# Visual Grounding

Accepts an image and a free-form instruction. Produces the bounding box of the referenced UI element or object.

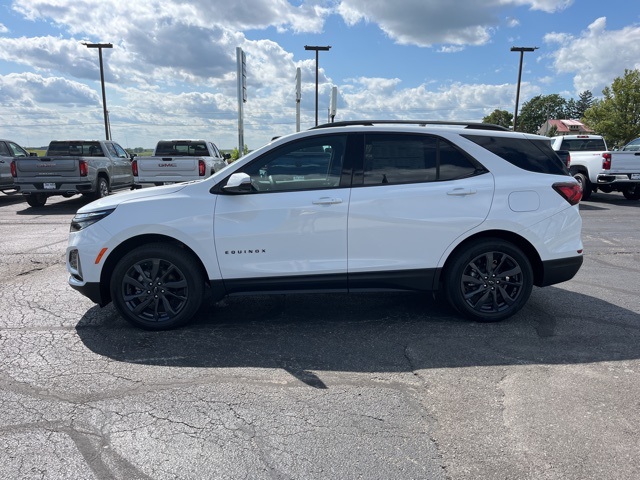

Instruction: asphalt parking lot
[1,190,639,479]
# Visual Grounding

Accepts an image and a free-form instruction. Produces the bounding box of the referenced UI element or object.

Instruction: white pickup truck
[599,141,640,200]
[132,140,229,186]
[549,134,608,200]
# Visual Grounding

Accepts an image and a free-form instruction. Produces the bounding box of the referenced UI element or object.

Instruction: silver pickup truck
[1,139,36,193]
[11,140,135,207]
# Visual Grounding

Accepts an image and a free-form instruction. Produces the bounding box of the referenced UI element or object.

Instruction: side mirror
[30,152,38,157]
[129,153,138,160]
[224,153,231,160]
[223,173,252,193]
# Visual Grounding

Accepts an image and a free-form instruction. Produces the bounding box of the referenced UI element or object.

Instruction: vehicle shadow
[0,191,27,206]
[14,195,93,215]
[581,192,640,209]
[75,286,640,380]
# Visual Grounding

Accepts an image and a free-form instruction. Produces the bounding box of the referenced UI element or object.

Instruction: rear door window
[361,133,483,186]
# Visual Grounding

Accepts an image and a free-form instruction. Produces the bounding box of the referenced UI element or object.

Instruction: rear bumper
[538,255,583,287]
[597,174,640,186]
[134,176,203,185]
[15,180,95,195]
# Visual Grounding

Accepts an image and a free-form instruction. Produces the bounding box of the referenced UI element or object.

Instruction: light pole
[83,42,113,140]
[510,46,538,131]
[304,45,331,126]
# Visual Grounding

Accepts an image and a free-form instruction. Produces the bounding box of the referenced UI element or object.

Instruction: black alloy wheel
[445,239,533,322]
[110,243,204,330]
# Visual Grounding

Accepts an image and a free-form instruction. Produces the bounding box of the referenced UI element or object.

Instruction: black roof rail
[311,120,509,132]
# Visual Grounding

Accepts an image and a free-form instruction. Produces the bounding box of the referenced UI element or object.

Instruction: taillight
[198,159,205,176]
[553,182,582,205]
[132,159,138,176]
[565,152,571,168]
[602,153,611,170]
[10,160,17,177]
[79,160,88,177]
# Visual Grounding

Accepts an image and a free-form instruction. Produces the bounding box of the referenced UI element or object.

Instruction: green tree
[575,90,594,119]
[583,69,640,147]
[482,109,513,129]
[517,94,567,133]
[229,144,249,161]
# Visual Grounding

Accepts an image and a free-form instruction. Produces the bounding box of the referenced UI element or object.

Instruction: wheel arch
[96,171,110,188]
[438,230,544,289]
[98,234,211,305]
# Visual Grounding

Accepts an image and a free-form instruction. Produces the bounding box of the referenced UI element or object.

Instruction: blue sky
[1,0,639,149]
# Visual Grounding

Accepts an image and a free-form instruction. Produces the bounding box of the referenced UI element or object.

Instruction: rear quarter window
[462,135,568,175]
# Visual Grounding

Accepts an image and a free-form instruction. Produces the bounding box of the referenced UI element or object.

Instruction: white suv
[66,121,583,330]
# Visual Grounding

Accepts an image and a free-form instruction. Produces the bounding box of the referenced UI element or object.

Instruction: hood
[76,184,189,213]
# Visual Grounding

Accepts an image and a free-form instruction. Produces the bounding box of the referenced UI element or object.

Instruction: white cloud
[0,23,8,33]
[545,17,640,94]
[337,0,572,47]
[338,78,533,121]
[0,72,99,106]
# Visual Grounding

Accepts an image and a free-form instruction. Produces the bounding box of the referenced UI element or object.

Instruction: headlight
[70,208,115,232]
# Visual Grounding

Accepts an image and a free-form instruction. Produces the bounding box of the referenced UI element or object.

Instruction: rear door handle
[313,197,343,205]
[447,188,477,196]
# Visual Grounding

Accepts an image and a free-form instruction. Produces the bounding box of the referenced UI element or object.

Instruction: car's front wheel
[110,243,205,330]
[444,239,533,322]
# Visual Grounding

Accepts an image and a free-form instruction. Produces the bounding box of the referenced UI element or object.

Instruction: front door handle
[313,197,343,205]
[447,188,477,196]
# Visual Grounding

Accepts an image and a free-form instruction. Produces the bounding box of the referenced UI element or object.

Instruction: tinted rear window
[462,135,568,175]
[155,141,208,156]
[47,141,104,156]
[560,138,606,152]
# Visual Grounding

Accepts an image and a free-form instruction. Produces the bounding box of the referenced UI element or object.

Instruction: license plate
[43,182,56,189]
[631,174,640,180]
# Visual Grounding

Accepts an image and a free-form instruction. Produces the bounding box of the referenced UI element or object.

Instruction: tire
[444,239,533,322]
[93,176,109,200]
[573,172,591,201]
[25,193,47,207]
[110,243,205,330]
[622,184,640,200]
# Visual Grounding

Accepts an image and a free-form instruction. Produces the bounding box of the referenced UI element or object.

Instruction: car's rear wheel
[25,193,47,207]
[573,172,591,200]
[110,243,205,330]
[93,176,109,200]
[445,239,533,322]
[622,184,640,200]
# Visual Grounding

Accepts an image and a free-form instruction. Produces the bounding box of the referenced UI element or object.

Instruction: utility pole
[304,45,331,126]
[83,43,113,140]
[237,47,247,158]
[510,46,538,131]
